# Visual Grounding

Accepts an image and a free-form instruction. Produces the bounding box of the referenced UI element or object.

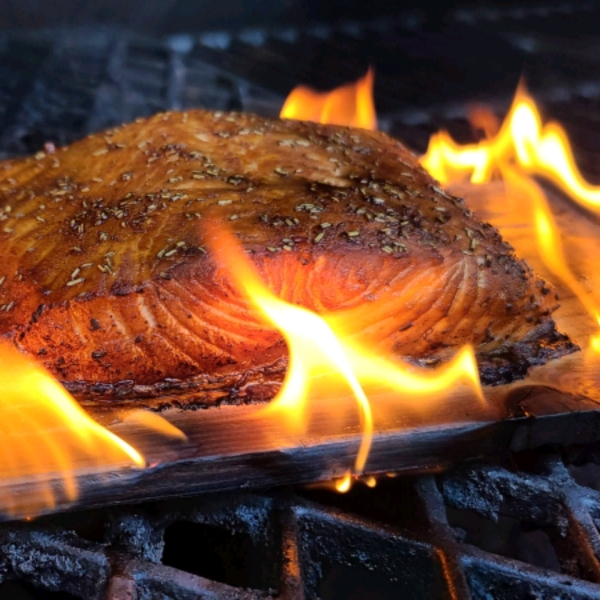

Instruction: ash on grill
[1,2,600,599]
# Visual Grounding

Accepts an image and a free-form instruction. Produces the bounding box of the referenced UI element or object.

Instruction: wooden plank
[0,374,596,519]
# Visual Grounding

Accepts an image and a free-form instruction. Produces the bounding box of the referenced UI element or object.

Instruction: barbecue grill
[1,1,600,598]
[5,448,600,599]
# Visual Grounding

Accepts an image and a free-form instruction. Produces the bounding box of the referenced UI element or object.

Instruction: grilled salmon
[0,110,574,404]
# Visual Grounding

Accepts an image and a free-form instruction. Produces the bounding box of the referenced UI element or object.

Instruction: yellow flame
[511,98,600,209]
[0,343,144,517]
[121,410,187,441]
[364,475,377,488]
[335,471,353,493]
[280,67,377,130]
[503,167,600,327]
[206,225,483,492]
[420,84,600,347]
[591,333,600,353]
[344,344,483,405]
[421,83,600,211]
[206,225,373,475]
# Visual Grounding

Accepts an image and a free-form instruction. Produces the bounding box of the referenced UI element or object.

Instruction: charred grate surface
[3,448,600,598]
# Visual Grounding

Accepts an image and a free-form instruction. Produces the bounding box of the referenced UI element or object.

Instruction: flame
[206,225,483,491]
[422,83,600,209]
[207,225,373,477]
[0,343,144,516]
[122,410,187,441]
[335,472,353,493]
[503,167,600,332]
[364,475,377,488]
[280,67,377,130]
[421,84,600,346]
[344,344,482,402]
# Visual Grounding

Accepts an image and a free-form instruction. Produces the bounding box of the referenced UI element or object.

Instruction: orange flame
[335,472,353,493]
[206,225,483,491]
[206,225,373,479]
[122,410,187,441]
[503,167,600,340]
[421,84,600,347]
[280,67,377,130]
[0,343,144,517]
[421,82,600,205]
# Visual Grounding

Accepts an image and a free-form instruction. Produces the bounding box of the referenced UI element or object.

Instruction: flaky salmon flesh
[0,110,575,404]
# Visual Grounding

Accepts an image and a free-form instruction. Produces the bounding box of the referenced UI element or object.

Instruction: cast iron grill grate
[3,447,600,598]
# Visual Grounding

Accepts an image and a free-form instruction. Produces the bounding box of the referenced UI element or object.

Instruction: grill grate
[3,448,600,598]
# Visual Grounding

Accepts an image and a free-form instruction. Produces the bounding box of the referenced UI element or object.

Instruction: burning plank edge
[1,383,599,521]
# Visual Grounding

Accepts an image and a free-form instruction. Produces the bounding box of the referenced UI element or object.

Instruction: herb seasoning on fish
[0,110,575,403]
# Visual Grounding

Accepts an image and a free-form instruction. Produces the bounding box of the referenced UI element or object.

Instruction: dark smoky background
[0,3,598,600]
[0,0,552,32]
[1,0,596,117]
[0,0,597,163]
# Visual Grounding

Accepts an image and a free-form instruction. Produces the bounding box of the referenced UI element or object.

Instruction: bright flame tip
[335,471,353,493]
[365,475,377,488]
[280,67,377,130]
[0,343,146,516]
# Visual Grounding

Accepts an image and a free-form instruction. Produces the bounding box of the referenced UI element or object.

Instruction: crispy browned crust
[0,110,575,403]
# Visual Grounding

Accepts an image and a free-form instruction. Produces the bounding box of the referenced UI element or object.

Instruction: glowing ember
[280,67,377,130]
[0,343,144,516]
[420,84,600,347]
[336,472,353,493]
[206,225,483,491]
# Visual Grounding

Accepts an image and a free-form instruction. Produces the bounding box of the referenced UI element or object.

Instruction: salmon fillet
[0,110,575,404]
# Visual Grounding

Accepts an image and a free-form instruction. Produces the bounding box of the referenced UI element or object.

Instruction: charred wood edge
[0,383,597,521]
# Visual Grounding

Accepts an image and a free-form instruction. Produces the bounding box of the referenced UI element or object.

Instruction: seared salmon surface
[0,110,574,403]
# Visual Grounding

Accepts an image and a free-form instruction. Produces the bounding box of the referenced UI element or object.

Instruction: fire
[364,475,377,488]
[122,410,188,441]
[503,167,600,335]
[344,344,482,403]
[207,225,373,479]
[0,343,144,517]
[421,82,600,208]
[421,84,600,346]
[280,67,377,130]
[336,472,353,493]
[206,226,483,491]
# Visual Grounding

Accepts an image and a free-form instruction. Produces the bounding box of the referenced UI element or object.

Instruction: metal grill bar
[4,450,600,598]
